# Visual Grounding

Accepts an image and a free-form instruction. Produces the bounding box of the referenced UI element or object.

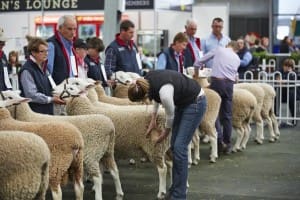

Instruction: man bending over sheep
[128,70,207,200]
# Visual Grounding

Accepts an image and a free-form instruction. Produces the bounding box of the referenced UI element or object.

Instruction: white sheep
[94,82,141,105]
[193,74,257,153]
[2,90,123,200]
[0,130,50,200]
[53,83,170,200]
[231,88,257,151]
[0,98,84,200]
[234,83,266,144]
[256,83,280,142]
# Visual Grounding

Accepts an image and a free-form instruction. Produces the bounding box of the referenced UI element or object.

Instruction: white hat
[0,27,7,42]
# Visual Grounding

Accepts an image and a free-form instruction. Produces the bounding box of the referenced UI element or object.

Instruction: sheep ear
[21,98,32,103]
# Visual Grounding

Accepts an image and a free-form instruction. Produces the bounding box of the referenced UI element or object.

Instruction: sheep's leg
[51,185,62,200]
[156,163,167,200]
[165,149,173,186]
[271,113,280,140]
[265,117,276,142]
[192,130,200,165]
[241,124,252,150]
[255,120,264,144]
[209,131,218,163]
[93,175,103,200]
[202,134,210,143]
[74,178,84,200]
[188,142,193,168]
[232,127,243,152]
[108,163,124,199]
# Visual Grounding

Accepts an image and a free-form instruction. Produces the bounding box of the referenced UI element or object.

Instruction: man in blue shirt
[201,17,231,68]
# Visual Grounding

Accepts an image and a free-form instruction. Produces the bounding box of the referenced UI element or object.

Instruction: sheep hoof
[192,160,199,165]
[210,157,216,163]
[232,148,238,153]
[116,194,124,200]
[129,158,136,165]
[254,139,263,144]
[238,148,244,152]
[269,138,275,143]
[157,192,166,200]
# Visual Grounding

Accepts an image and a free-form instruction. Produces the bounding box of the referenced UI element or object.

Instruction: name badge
[100,64,108,82]
[48,75,57,89]
[3,67,12,89]
[136,53,142,70]
[70,55,78,76]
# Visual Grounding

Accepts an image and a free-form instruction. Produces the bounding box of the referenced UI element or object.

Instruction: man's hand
[52,96,66,105]
[155,128,170,145]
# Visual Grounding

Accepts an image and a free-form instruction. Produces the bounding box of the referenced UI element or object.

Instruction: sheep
[53,83,170,200]
[193,74,257,153]
[0,98,84,200]
[193,87,221,163]
[2,90,123,200]
[256,83,280,142]
[0,130,50,200]
[231,88,257,151]
[94,81,141,105]
[234,83,266,144]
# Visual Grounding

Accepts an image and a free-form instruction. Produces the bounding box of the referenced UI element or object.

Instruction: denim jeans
[169,95,207,200]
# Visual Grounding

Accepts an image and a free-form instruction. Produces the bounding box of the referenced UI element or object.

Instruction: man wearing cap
[0,27,12,91]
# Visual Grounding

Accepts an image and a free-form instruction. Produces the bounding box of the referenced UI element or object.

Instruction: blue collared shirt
[189,36,201,61]
[201,33,231,68]
[47,33,75,77]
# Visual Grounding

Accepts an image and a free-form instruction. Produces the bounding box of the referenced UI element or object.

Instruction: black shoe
[221,143,232,155]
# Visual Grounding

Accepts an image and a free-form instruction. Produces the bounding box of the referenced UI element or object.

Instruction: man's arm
[240,51,253,67]
[47,42,55,74]
[156,53,167,70]
[104,47,117,79]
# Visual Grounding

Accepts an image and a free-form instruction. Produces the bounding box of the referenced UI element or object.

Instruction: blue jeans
[169,95,207,200]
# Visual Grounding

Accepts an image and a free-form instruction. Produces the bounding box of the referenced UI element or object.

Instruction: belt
[211,76,234,82]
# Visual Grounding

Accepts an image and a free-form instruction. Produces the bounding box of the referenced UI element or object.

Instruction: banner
[0,0,154,12]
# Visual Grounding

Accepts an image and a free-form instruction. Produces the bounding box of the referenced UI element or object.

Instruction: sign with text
[0,0,154,12]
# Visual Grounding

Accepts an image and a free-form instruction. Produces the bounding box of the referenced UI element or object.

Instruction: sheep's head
[112,71,133,85]
[126,72,141,79]
[63,77,95,91]
[0,90,31,107]
[53,84,83,98]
